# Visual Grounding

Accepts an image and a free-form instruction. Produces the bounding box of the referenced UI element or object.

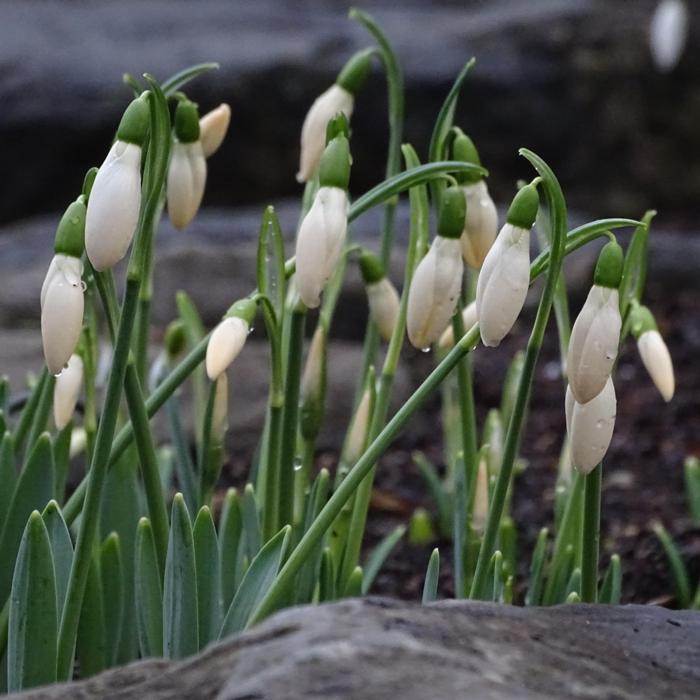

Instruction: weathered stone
[9,598,700,699]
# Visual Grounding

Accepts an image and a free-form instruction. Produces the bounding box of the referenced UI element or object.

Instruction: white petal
[40,255,60,309]
[438,300,477,349]
[85,141,142,271]
[638,329,675,402]
[367,277,400,342]
[297,85,354,183]
[461,181,498,269]
[650,0,688,72]
[476,223,531,347]
[569,377,616,474]
[167,141,207,230]
[205,317,249,380]
[568,286,621,404]
[199,104,231,158]
[54,354,83,430]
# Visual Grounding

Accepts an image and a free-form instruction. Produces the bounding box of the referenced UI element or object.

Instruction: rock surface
[9,597,700,699]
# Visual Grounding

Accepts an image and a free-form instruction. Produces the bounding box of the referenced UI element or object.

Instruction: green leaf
[525,527,549,606]
[422,548,440,604]
[547,544,575,606]
[163,494,199,658]
[219,526,290,638]
[684,456,700,524]
[619,210,655,320]
[362,525,405,594]
[343,566,363,598]
[0,433,55,604]
[565,567,582,599]
[489,550,504,602]
[413,452,450,537]
[219,488,243,610]
[453,455,468,598]
[318,547,336,603]
[0,432,16,534]
[52,425,72,505]
[653,523,691,608]
[77,551,106,678]
[193,506,222,649]
[41,500,73,616]
[162,63,220,96]
[241,483,262,561]
[166,396,199,516]
[256,206,286,319]
[498,516,517,582]
[599,554,622,605]
[135,518,163,658]
[12,370,48,456]
[7,511,57,691]
[100,533,124,667]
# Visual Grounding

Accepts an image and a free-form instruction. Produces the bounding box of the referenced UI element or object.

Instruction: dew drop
[420,346,431,353]
[70,217,80,226]
[293,459,303,472]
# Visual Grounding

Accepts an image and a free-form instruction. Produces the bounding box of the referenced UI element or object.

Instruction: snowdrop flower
[297,48,372,183]
[472,455,490,532]
[565,377,617,475]
[650,0,688,72]
[345,384,373,465]
[452,130,498,269]
[199,103,231,158]
[205,298,256,380]
[476,183,540,347]
[567,241,623,404]
[168,99,207,230]
[53,354,83,430]
[360,251,400,342]
[295,135,351,308]
[630,304,675,402]
[407,187,466,350]
[85,94,149,271]
[300,326,328,441]
[438,301,477,350]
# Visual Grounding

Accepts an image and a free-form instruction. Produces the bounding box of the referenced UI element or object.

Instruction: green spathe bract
[116,93,150,146]
[438,185,466,239]
[452,129,482,184]
[174,99,201,143]
[336,47,374,94]
[506,183,540,229]
[359,250,385,284]
[53,198,86,258]
[593,239,624,289]
[319,135,351,190]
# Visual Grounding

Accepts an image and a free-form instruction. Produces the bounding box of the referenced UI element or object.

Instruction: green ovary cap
[452,129,482,184]
[593,240,624,288]
[506,184,539,229]
[174,99,200,143]
[164,319,187,358]
[336,48,374,94]
[82,166,98,200]
[54,198,86,257]
[438,186,466,239]
[319,135,351,190]
[629,304,658,338]
[326,112,350,145]
[227,297,257,324]
[116,93,150,146]
[359,250,385,284]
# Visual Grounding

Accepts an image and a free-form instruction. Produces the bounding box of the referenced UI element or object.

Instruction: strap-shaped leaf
[256,206,286,319]
[100,533,124,666]
[525,527,549,606]
[163,494,199,658]
[0,432,16,534]
[218,489,243,610]
[219,526,290,638]
[422,548,440,604]
[52,425,72,505]
[193,506,222,649]
[343,566,363,598]
[41,500,73,616]
[135,517,163,658]
[77,551,106,678]
[241,484,262,561]
[0,433,55,604]
[362,524,405,594]
[318,547,336,603]
[7,511,57,692]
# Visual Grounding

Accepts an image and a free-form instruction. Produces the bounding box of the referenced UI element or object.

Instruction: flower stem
[581,463,602,602]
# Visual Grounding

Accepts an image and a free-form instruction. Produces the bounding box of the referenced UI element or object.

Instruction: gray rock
[9,597,700,699]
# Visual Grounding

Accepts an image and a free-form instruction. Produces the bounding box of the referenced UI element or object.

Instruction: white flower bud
[475,223,530,347]
[211,372,229,442]
[406,236,463,350]
[53,354,83,430]
[167,141,207,231]
[297,85,353,183]
[69,426,87,459]
[366,277,400,342]
[205,316,249,380]
[650,0,688,73]
[566,377,617,475]
[567,285,621,404]
[460,180,498,270]
[345,386,371,465]
[438,300,477,350]
[40,255,84,375]
[199,103,231,158]
[300,325,326,404]
[295,186,348,309]
[85,140,142,271]
[472,456,490,532]
[638,329,675,402]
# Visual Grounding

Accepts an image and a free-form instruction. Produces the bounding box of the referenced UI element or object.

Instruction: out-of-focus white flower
[476,183,539,348]
[438,300,477,350]
[345,385,372,465]
[367,277,400,342]
[461,180,498,270]
[205,316,250,381]
[638,329,675,402]
[565,377,617,475]
[41,255,84,375]
[301,325,326,405]
[199,103,231,158]
[295,186,348,308]
[53,354,83,430]
[650,0,688,72]
[69,427,87,459]
[85,139,142,271]
[472,456,490,532]
[167,140,207,230]
[211,373,229,442]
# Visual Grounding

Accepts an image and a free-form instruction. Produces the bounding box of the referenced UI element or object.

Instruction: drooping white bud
[638,329,675,402]
[69,426,87,459]
[199,104,231,158]
[167,141,207,230]
[650,0,688,73]
[567,285,621,404]
[211,372,229,442]
[475,223,531,347]
[40,255,84,375]
[460,180,498,270]
[406,236,463,350]
[53,354,83,430]
[300,325,326,405]
[345,386,372,465]
[438,300,477,350]
[205,316,249,380]
[85,140,142,271]
[566,378,616,475]
[366,277,400,342]
[297,85,354,183]
[295,186,348,309]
